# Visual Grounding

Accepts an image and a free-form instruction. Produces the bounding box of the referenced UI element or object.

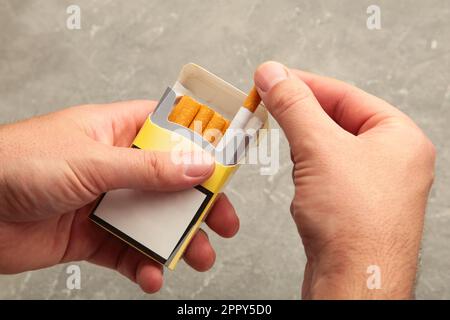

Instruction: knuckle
[424,139,437,184]
[402,127,436,185]
[426,139,437,163]
[143,151,164,185]
[415,133,436,163]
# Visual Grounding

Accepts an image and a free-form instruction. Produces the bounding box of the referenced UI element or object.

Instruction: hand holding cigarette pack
[90,64,268,270]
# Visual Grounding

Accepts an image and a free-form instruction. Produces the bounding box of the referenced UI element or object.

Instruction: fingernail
[182,152,215,177]
[254,61,288,93]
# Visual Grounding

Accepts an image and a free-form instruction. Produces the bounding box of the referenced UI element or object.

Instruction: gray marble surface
[0,0,448,299]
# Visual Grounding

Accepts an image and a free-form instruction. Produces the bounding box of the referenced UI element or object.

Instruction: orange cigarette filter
[243,86,261,112]
[221,119,230,135]
[169,96,200,127]
[203,112,226,144]
[189,105,215,134]
[168,95,230,145]
[168,97,186,122]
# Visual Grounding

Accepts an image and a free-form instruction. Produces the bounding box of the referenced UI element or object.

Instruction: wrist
[303,247,418,299]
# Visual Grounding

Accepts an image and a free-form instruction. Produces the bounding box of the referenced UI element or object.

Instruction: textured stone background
[0,0,448,299]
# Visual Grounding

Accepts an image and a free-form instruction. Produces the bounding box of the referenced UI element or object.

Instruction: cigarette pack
[90,63,268,270]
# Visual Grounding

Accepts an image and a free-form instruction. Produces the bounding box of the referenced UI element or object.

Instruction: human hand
[254,61,435,299]
[0,100,239,293]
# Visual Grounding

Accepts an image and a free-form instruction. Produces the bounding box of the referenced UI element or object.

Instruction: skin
[0,100,239,293]
[0,63,436,299]
[254,61,436,299]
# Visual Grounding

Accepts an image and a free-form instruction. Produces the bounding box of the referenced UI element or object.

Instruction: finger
[115,245,164,293]
[101,100,156,147]
[136,259,164,294]
[254,61,342,153]
[205,194,239,238]
[86,234,163,294]
[94,99,157,129]
[292,70,405,134]
[92,147,215,192]
[183,229,216,272]
[74,100,157,147]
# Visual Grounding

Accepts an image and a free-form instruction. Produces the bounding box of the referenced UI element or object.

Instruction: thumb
[254,61,340,153]
[92,146,215,192]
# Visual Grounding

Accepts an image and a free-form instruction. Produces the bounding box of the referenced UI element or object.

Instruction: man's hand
[254,61,435,299]
[0,100,239,293]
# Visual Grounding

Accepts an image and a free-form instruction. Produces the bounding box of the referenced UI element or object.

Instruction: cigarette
[244,116,264,147]
[188,105,215,134]
[216,86,261,150]
[228,86,261,131]
[244,115,264,132]
[203,112,226,145]
[221,119,230,135]
[168,97,185,122]
[243,86,261,113]
[169,96,201,127]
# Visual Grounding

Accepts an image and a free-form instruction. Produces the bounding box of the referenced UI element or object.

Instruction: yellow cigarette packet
[90,64,268,270]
